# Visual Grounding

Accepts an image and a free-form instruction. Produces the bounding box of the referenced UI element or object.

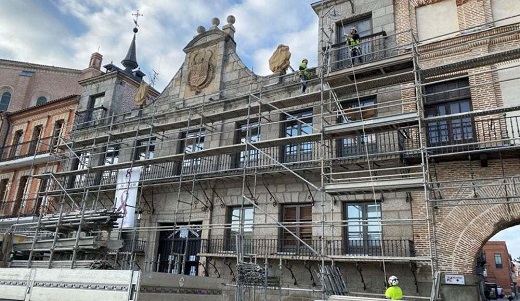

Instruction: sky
[0,0,319,92]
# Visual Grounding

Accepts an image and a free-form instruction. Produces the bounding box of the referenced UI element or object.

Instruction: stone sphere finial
[211,17,220,27]
[197,26,206,34]
[227,15,236,25]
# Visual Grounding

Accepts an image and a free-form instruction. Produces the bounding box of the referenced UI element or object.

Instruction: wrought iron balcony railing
[0,199,42,219]
[74,107,107,130]
[0,136,60,162]
[119,239,147,253]
[199,238,415,258]
[48,114,520,191]
[328,31,389,72]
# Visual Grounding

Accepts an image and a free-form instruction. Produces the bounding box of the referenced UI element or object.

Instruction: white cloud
[0,0,318,91]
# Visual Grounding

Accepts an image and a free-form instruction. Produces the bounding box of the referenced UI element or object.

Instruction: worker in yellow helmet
[298,59,310,93]
[347,27,363,65]
[385,275,403,300]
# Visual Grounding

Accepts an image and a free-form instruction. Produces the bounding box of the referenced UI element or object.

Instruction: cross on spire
[132,9,143,27]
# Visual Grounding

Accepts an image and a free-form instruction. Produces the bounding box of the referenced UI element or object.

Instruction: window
[335,17,372,68]
[281,204,312,253]
[344,202,382,255]
[105,146,119,165]
[88,94,105,110]
[235,121,260,168]
[180,129,205,173]
[19,70,34,77]
[0,91,11,111]
[28,125,42,155]
[12,176,30,216]
[51,120,65,148]
[284,110,313,163]
[425,79,474,148]
[10,130,24,158]
[338,97,377,156]
[80,93,105,127]
[227,206,254,251]
[134,138,155,161]
[102,146,119,184]
[36,96,47,106]
[35,179,49,215]
[0,179,9,212]
[495,253,503,268]
[69,152,90,188]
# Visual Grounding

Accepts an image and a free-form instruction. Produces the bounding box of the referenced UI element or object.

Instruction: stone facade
[15,1,520,301]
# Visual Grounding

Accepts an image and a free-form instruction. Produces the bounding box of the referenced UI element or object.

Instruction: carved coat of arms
[188,49,214,93]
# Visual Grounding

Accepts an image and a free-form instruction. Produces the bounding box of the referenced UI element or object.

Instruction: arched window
[0,92,12,111]
[36,96,47,106]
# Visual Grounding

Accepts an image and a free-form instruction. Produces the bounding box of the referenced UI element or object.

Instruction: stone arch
[30,91,51,107]
[435,201,520,273]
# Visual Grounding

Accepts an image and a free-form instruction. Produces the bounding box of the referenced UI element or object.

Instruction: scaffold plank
[323,112,418,136]
[324,177,424,194]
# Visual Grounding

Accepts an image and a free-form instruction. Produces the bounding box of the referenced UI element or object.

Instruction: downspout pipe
[0,112,12,149]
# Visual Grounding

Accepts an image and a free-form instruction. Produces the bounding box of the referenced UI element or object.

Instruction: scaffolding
[3,3,520,301]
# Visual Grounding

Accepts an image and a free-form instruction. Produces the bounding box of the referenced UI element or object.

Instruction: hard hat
[302,58,308,62]
[388,275,399,286]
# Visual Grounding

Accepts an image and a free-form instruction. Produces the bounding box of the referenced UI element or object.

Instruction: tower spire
[121,10,143,72]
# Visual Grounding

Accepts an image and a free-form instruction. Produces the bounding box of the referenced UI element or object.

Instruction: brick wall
[483,241,513,294]
[0,60,82,112]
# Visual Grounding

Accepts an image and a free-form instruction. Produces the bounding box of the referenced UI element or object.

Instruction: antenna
[150,69,159,87]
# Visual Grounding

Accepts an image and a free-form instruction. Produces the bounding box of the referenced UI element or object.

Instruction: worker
[298,59,310,93]
[347,27,362,65]
[385,275,403,300]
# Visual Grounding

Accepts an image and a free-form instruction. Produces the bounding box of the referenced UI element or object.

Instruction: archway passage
[479,225,520,299]
[434,200,520,274]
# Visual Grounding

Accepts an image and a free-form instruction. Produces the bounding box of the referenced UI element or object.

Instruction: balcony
[198,238,416,260]
[0,136,58,162]
[74,107,107,130]
[45,113,520,192]
[412,113,520,160]
[328,31,389,72]
[0,199,44,219]
[119,239,146,253]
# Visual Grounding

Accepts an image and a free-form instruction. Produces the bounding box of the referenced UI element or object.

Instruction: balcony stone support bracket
[262,177,279,207]
[284,261,298,286]
[206,257,221,278]
[410,262,419,293]
[304,261,316,287]
[209,183,226,209]
[223,257,235,282]
[356,262,367,290]
[305,182,316,206]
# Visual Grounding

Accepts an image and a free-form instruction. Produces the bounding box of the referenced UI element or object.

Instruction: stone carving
[415,0,468,7]
[188,49,214,93]
[134,81,150,106]
[269,44,291,74]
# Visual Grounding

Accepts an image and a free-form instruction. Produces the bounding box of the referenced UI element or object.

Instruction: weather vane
[132,9,143,28]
